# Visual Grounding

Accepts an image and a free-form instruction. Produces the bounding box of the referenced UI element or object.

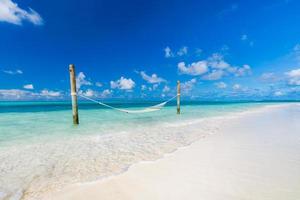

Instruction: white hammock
[78,94,177,114]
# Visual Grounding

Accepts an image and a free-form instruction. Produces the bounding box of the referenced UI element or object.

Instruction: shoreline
[3,103,279,200]
[44,103,300,200]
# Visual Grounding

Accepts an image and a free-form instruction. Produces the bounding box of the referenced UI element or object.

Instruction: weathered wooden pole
[69,64,79,125]
[177,80,181,114]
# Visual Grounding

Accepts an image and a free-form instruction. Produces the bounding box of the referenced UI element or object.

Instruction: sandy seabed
[44,104,300,200]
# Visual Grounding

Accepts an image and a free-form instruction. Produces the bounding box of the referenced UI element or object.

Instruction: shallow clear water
[0,101,262,145]
[0,101,291,200]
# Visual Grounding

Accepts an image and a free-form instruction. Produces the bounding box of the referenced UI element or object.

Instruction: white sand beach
[44,104,300,200]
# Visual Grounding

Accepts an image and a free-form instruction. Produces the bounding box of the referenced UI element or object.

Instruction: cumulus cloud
[23,84,33,90]
[214,81,227,89]
[79,88,112,98]
[228,64,252,77]
[2,69,23,75]
[232,84,241,90]
[110,77,135,90]
[274,91,285,97]
[95,82,103,87]
[40,89,61,97]
[101,89,112,98]
[152,84,159,91]
[0,88,61,100]
[208,53,230,69]
[162,85,170,93]
[285,68,300,85]
[181,78,197,94]
[202,70,224,80]
[0,89,34,100]
[164,46,173,58]
[177,46,188,56]
[139,71,166,84]
[76,72,92,89]
[164,46,189,58]
[260,72,277,82]
[178,61,208,76]
[178,53,251,80]
[141,85,147,91]
[0,0,43,25]
[80,89,94,97]
[241,34,254,47]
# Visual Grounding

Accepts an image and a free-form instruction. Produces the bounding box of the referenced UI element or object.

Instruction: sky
[0,0,300,101]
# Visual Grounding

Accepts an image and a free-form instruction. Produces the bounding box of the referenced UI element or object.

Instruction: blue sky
[0,0,300,101]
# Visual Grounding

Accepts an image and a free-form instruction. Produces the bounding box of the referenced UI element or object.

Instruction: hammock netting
[77,94,177,114]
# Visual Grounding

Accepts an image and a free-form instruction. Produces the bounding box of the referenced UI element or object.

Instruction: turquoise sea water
[0,101,295,200]
[0,101,261,144]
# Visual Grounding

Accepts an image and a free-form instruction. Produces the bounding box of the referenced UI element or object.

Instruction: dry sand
[45,104,300,200]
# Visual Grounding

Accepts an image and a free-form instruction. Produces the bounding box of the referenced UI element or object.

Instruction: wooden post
[177,80,180,114]
[69,64,79,125]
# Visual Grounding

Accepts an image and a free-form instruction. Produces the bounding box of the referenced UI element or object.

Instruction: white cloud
[110,77,135,90]
[141,85,147,91]
[0,88,61,100]
[241,34,254,47]
[40,89,61,97]
[23,84,33,90]
[286,68,300,78]
[241,34,248,41]
[229,64,252,77]
[152,84,159,91]
[232,84,241,90]
[181,78,197,94]
[177,46,188,56]
[2,69,23,75]
[164,46,190,58]
[145,84,159,91]
[79,88,112,98]
[260,72,276,81]
[214,81,227,89]
[0,0,43,25]
[164,46,173,58]
[274,91,285,96]
[178,54,251,80]
[95,82,103,87]
[81,89,94,97]
[178,61,208,76]
[202,70,225,80]
[76,72,92,89]
[208,53,230,69]
[139,71,166,84]
[285,68,300,85]
[0,89,34,100]
[162,85,170,93]
[101,89,112,97]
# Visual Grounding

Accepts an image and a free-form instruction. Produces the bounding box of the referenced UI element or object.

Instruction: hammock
[78,94,177,114]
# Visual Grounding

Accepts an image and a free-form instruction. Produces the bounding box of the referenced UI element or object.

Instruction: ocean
[0,101,293,200]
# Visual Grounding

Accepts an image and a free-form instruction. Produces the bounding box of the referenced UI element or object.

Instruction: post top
[69,64,75,69]
[177,80,180,84]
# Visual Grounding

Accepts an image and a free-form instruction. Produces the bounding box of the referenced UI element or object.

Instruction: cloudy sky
[0,0,300,100]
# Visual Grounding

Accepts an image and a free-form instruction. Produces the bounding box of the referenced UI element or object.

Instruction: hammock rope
[77,94,178,114]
